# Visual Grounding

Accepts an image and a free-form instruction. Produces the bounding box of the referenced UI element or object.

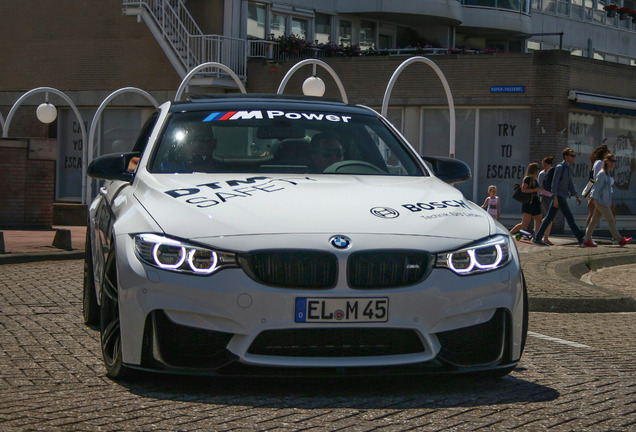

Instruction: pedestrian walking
[481,185,501,220]
[510,163,542,237]
[537,156,554,245]
[585,144,610,229]
[533,148,585,246]
[582,153,632,247]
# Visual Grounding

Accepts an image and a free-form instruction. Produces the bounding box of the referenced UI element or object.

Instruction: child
[481,185,500,220]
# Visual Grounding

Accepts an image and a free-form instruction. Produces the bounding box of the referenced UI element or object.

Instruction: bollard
[0,232,5,254]
[52,229,73,251]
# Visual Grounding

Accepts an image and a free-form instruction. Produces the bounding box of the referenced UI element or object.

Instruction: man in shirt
[533,148,584,246]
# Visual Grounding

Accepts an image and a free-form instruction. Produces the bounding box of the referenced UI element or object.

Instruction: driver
[309,133,344,172]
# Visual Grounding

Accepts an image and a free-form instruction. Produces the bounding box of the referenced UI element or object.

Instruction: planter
[607,10,617,18]
[619,11,629,20]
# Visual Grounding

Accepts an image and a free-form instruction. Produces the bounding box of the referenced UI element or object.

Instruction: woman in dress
[585,144,610,229]
[510,163,543,238]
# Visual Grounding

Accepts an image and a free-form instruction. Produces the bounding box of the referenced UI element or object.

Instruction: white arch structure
[2,87,89,202]
[381,57,456,158]
[175,62,247,101]
[277,59,348,103]
[87,87,160,202]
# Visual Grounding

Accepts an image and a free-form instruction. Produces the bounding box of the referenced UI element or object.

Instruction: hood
[133,173,492,241]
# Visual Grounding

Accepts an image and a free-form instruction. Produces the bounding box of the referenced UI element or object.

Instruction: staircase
[122,0,246,89]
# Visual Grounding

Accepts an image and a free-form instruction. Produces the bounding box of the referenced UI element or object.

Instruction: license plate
[295,297,388,323]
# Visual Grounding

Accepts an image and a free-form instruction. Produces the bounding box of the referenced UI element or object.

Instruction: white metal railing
[122,0,247,81]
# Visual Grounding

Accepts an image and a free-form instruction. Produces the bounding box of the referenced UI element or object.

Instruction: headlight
[134,234,237,275]
[436,235,511,275]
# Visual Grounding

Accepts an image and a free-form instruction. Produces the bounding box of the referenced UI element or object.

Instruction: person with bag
[510,163,542,237]
[537,156,554,245]
[533,148,584,246]
[585,144,610,229]
[582,153,632,247]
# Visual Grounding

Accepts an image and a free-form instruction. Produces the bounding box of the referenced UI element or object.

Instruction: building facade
[0,0,634,232]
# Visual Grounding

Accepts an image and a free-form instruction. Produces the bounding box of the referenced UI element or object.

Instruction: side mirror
[421,156,472,184]
[87,152,140,182]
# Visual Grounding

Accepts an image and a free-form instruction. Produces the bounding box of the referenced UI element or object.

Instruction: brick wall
[0,139,55,229]
[0,0,180,92]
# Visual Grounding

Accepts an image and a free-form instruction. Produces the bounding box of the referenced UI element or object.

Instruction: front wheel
[100,245,131,379]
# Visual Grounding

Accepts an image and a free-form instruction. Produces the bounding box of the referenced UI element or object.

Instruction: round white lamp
[36,102,57,124]
[302,76,326,97]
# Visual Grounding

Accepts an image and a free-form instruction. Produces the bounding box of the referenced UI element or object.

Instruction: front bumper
[115,234,525,375]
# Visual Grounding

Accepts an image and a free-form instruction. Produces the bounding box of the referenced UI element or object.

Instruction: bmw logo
[329,235,351,250]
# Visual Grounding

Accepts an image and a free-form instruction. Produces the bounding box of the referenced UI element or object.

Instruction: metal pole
[381,57,456,158]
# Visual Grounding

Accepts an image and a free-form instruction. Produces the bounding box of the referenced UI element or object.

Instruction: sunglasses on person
[607,158,616,162]
[567,153,576,157]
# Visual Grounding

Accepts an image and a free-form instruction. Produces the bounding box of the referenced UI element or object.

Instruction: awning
[568,90,636,117]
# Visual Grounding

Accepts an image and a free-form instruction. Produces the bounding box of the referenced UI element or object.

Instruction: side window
[132,112,159,154]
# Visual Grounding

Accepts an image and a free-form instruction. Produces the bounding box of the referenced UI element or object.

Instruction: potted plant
[604,4,618,17]
[618,7,631,19]
[629,9,636,22]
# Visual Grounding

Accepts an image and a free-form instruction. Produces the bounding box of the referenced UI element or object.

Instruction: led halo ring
[152,243,186,269]
[187,249,218,274]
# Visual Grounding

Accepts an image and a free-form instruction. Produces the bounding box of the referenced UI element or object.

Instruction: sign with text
[490,86,525,93]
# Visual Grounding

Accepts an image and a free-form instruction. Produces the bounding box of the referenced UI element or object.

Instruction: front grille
[248,328,424,357]
[239,250,337,288]
[141,310,235,369]
[436,309,507,367]
[348,250,433,288]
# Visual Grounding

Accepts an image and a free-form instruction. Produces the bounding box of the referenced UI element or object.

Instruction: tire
[100,244,131,379]
[82,228,100,326]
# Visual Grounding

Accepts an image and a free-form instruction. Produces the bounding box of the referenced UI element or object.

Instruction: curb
[528,251,636,313]
[0,250,85,265]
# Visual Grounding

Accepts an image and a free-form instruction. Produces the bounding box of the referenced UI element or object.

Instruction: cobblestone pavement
[1,260,636,431]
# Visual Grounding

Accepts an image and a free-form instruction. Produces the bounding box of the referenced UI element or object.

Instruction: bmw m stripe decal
[203,111,237,122]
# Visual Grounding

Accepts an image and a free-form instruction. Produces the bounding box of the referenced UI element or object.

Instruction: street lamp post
[175,62,246,101]
[381,57,456,158]
[2,87,88,202]
[277,59,348,103]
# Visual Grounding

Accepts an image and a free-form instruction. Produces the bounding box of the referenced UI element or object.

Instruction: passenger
[309,133,344,172]
[537,156,554,245]
[481,185,500,220]
[582,153,632,247]
[510,163,542,237]
[533,148,584,246]
[585,144,611,230]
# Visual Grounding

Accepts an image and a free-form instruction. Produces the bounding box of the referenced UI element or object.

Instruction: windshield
[148,109,425,176]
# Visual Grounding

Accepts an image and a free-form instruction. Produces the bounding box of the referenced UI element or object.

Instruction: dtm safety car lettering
[164,177,314,208]
[402,200,471,212]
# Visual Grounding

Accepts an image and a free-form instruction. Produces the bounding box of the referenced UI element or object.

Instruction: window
[271,13,286,38]
[291,17,308,39]
[339,20,352,46]
[247,2,266,39]
[360,20,376,50]
[315,14,331,44]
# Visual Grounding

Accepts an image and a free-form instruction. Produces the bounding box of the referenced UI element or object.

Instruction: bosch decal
[201,110,352,123]
[402,200,471,212]
[370,207,400,219]
[164,176,314,208]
